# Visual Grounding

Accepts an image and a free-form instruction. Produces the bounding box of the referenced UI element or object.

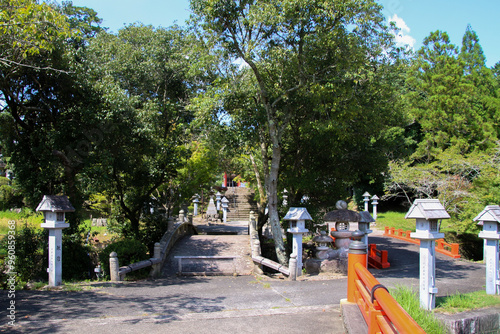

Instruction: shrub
[0,184,23,210]
[62,234,93,281]
[99,239,149,279]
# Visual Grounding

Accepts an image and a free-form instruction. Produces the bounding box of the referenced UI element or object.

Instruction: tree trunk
[249,153,268,236]
[266,133,288,266]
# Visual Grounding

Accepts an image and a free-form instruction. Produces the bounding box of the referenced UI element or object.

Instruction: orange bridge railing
[384,227,460,259]
[347,249,426,334]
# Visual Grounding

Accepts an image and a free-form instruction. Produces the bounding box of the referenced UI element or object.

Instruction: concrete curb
[435,306,500,334]
[340,299,368,334]
[341,299,500,334]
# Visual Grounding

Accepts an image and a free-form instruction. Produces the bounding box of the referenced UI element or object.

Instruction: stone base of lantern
[304,257,348,275]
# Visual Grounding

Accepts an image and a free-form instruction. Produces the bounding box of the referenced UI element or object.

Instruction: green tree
[0,1,101,220]
[81,25,192,239]
[386,28,500,232]
[405,30,497,161]
[190,0,401,264]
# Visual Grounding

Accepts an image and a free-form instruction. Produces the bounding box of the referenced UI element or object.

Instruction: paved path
[368,228,486,295]
[0,276,346,333]
[0,223,489,333]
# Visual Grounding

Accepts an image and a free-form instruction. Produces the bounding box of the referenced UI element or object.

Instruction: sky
[68,0,500,67]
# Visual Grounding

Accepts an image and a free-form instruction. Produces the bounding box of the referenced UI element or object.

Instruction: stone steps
[224,187,258,221]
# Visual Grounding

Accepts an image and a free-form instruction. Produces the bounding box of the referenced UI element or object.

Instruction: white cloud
[389,14,416,49]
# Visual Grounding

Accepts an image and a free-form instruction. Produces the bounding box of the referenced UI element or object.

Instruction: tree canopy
[189,0,406,263]
[1,0,499,261]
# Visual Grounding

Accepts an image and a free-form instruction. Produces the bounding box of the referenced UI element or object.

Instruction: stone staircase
[223,187,258,221]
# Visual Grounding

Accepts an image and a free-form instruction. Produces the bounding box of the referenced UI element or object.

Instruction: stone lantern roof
[324,210,360,222]
[283,207,312,221]
[324,201,361,222]
[36,195,75,212]
[405,199,450,220]
[474,205,500,226]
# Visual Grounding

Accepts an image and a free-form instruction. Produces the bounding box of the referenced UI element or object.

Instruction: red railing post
[347,236,367,303]
[354,263,426,334]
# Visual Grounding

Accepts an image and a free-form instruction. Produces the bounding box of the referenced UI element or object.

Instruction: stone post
[216,192,222,211]
[249,211,264,275]
[221,197,229,224]
[188,213,193,225]
[193,198,199,216]
[475,205,500,295]
[406,199,450,310]
[151,242,162,277]
[289,253,297,281]
[371,195,379,220]
[179,209,185,223]
[109,251,121,282]
[362,192,371,212]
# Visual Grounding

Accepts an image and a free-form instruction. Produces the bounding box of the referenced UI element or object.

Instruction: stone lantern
[362,192,371,212]
[312,230,333,260]
[325,200,360,250]
[371,195,379,220]
[474,205,500,295]
[36,195,75,287]
[405,199,450,310]
[284,207,311,277]
[216,192,222,211]
[358,211,375,251]
[221,196,229,224]
[193,197,200,216]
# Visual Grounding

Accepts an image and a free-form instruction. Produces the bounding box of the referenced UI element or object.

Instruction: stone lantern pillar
[193,198,200,216]
[36,195,75,287]
[371,195,379,220]
[359,211,374,267]
[221,196,229,224]
[216,192,222,211]
[358,211,374,247]
[474,205,500,295]
[406,199,450,310]
[284,207,312,277]
[362,192,371,212]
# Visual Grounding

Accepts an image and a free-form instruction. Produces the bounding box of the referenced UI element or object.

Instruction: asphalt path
[0,275,347,333]
[0,226,488,333]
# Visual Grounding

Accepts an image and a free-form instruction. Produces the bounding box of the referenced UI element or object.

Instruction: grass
[375,211,410,231]
[391,286,500,333]
[0,210,44,235]
[376,211,454,233]
[436,290,500,314]
[390,286,451,334]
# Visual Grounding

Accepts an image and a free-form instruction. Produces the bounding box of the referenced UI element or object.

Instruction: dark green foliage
[0,224,47,283]
[99,239,149,279]
[445,232,483,261]
[62,234,93,281]
[139,212,169,255]
[0,184,23,210]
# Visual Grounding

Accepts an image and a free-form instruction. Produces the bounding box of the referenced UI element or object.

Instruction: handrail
[347,243,426,334]
[110,219,197,281]
[368,244,390,269]
[353,262,425,334]
[248,212,292,278]
[384,227,460,258]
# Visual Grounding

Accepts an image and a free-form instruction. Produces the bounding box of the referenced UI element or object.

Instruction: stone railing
[248,212,296,280]
[109,210,196,281]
